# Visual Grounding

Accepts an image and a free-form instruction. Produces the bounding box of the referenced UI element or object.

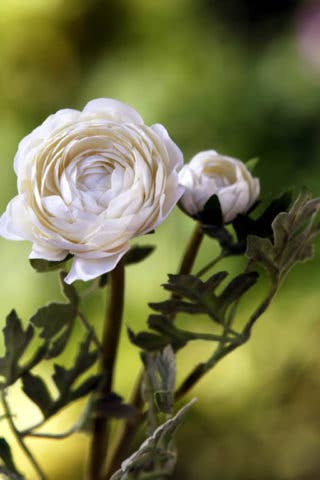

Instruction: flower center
[76,155,114,192]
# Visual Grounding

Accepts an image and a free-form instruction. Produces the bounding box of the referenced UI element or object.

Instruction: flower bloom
[179,150,260,223]
[0,99,184,283]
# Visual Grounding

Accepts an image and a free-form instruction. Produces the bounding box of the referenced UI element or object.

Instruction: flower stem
[1,389,46,480]
[87,260,125,480]
[105,223,204,478]
[195,251,227,278]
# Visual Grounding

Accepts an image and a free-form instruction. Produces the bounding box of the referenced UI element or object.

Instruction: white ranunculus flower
[0,98,184,283]
[179,150,260,223]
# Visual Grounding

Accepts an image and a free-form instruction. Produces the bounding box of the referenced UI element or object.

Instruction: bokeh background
[1,0,320,479]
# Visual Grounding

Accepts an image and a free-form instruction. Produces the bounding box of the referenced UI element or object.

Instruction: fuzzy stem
[105,223,204,478]
[87,261,125,480]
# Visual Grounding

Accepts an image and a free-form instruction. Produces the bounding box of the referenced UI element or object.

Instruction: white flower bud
[179,150,260,223]
[0,98,184,283]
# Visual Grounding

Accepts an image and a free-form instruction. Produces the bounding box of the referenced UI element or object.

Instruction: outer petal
[29,243,68,261]
[0,195,33,240]
[83,98,144,125]
[151,123,184,171]
[14,109,80,177]
[64,248,130,284]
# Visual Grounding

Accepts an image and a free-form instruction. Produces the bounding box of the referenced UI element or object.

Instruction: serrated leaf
[216,272,259,317]
[30,303,74,341]
[0,311,34,384]
[29,254,72,273]
[52,335,98,400]
[128,328,170,351]
[123,245,155,265]
[22,372,52,416]
[149,299,206,315]
[246,191,320,281]
[110,399,196,480]
[0,438,22,478]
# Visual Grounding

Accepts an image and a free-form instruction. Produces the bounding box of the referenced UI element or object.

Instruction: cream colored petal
[83,98,144,125]
[64,248,129,284]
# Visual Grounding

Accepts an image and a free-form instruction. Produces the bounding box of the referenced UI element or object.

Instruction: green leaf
[196,194,223,226]
[30,273,78,348]
[110,399,196,480]
[246,190,320,281]
[216,272,259,317]
[29,254,72,273]
[0,438,22,478]
[30,303,74,341]
[0,311,34,384]
[245,157,259,173]
[128,328,171,351]
[142,346,176,414]
[149,299,206,315]
[21,372,53,417]
[52,335,98,400]
[123,245,155,266]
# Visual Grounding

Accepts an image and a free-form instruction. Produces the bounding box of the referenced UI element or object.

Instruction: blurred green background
[1,0,320,479]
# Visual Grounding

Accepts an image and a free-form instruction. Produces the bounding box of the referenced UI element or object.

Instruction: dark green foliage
[0,438,23,479]
[0,311,35,385]
[202,191,292,255]
[29,254,73,273]
[123,245,155,266]
[246,190,320,281]
[196,194,223,226]
[21,372,53,417]
[150,271,258,324]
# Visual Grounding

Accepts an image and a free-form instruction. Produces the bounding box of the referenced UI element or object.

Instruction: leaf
[142,346,176,414]
[51,334,98,407]
[216,272,259,317]
[29,254,72,273]
[21,372,53,417]
[30,303,74,341]
[196,194,223,226]
[149,299,206,315]
[128,328,171,351]
[0,311,34,384]
[30,273,78,356]
[245,157,259,173]
[123,245,155,266]
[0,438,22,478]
[110,399,196,480]
[70,374,101,402]
[246,191,320,281]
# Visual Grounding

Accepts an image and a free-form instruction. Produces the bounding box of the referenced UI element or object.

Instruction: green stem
[1,389,46,480]
[196,251,227,278]
[87,261,125,480]
[78,311,102,351]
[105,222,204,478]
